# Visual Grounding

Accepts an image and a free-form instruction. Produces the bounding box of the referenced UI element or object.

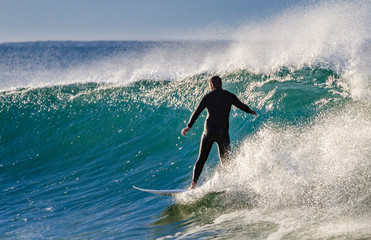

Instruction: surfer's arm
[186,95,207,128]
[182,96,207,136]
[232,94,257,116]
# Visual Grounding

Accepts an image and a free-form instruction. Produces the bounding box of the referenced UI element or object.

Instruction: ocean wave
[1,2,370,102]
[1,1,370,239]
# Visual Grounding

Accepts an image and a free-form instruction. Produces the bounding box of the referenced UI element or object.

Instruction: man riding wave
[181,76,257,190]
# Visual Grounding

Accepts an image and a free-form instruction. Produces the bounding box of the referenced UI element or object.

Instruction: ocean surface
[1,1,371,239]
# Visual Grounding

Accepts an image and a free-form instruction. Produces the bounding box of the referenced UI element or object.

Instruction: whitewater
[1,1,370,239]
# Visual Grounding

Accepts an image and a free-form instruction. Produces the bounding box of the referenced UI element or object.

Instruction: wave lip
[1,1,371,239]
[1,0,371,100]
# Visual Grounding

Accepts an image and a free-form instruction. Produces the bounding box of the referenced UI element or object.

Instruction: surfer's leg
[192,133,215,183]
[217,133,230,165]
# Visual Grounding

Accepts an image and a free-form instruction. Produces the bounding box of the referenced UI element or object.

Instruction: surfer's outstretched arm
[181,95,207,136]
[187,96,207,127]
[232,94,257,116]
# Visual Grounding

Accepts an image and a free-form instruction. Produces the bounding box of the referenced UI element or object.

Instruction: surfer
[181,76,257,190]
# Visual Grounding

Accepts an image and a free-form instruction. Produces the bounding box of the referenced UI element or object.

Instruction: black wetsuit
[187,87,253,183]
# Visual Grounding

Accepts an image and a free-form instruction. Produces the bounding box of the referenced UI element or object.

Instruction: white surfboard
[133,186,187,196]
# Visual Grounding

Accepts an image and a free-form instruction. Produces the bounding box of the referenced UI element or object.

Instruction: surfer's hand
[181,127,190,136]
[251,110,257,116]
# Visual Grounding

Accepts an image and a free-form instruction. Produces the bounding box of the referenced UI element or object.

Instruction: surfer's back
[203,87,235,133]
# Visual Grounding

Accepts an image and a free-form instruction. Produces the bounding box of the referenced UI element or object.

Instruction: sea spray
[1,1,371,239]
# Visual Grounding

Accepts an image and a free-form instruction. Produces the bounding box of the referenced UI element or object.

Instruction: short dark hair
[209,76,222,88]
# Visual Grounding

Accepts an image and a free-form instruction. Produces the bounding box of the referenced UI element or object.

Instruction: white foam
[228,0,371,100]
[1,1,370,101]
[200,102,371,212]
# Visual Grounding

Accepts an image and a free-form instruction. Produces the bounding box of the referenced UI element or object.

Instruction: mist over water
[1,1,370,239]
[1,1,370,100]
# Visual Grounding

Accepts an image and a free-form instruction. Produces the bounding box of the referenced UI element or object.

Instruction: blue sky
[0,0,305,42]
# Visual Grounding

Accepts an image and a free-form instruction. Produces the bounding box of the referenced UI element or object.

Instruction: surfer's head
[209,76,222,90]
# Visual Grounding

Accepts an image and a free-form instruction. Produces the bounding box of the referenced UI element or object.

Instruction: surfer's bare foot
[188,181,196,190]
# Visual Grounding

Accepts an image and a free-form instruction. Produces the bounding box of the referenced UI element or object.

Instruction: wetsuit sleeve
[187,95,207,128]
[232,94,253,114]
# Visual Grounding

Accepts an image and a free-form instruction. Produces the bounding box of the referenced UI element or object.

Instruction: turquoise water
[2,65,370,239]
[1,2,371,239]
